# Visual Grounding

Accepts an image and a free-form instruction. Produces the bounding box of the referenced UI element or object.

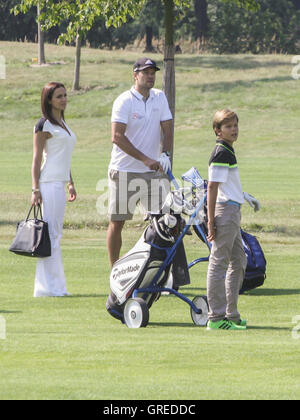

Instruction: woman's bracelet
[32,188,40,193]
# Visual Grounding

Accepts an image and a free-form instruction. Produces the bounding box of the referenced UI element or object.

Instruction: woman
[31,82,77,297]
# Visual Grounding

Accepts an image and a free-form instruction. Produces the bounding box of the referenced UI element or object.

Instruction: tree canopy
[12,0,147,43]
[1,0,298,54]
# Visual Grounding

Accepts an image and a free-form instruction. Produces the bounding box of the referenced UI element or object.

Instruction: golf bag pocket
[240,230,266,293]
[138,260,166,288]
[110,250,151,305]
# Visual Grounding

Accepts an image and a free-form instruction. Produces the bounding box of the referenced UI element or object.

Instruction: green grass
[1,41,300,400]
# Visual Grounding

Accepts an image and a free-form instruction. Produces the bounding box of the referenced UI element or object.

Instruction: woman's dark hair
[41,82,67,127]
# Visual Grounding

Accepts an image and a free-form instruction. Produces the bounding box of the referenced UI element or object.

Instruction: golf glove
[158,152,171,174]
[243,192,261,212]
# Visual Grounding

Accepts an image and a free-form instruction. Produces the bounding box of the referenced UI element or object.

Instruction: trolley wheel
[123,298,149,328]
[191,295,209,327]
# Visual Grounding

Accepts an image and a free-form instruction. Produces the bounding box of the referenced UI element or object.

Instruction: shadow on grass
[247,325,291,331]
[190,76,292,93]
[149,322,290,331]
[149,322,196,328]
[116,56,290,71]
[0,220,17,227]
[68,294,108,298]
[0,310,22,314]
[175,55,290,71]
[180,287,206,292]
[243,288,300,296]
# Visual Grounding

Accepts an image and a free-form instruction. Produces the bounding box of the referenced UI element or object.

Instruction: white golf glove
[158,152,171,174]
[243,192,261,212]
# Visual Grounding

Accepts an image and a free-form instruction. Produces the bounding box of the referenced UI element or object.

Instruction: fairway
[0,41,300,400]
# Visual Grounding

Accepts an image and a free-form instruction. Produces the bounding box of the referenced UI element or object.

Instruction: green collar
[216,140,235,156]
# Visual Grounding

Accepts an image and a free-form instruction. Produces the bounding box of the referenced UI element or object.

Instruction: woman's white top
[34,118,76,183]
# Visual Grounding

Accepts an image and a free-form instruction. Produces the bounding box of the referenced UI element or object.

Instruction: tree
[208,0,299,54]
[292,0,300,8]
[162,0,259,124]
[0,1,37,42]
[160,0,261,166]
[137,0,164,52]
[162,0,190,133]
[37,2,45,65]
[10,0,46,63]
[12,0,146,90]
[194,0,209,48]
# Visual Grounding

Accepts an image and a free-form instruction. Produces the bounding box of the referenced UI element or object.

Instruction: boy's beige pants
[207,203,247,322]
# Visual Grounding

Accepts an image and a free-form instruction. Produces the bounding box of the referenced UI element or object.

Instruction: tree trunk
[37,2,46,65]
[72,32,81,91]
[194,0,209,48]
[163,45,175,122]
[144,26,155,52]
[163,0,175,161]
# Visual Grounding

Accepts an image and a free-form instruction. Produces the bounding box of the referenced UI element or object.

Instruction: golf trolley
[106,167,210,328]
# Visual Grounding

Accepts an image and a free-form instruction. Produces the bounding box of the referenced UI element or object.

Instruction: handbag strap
[34,203,43,220]
[25,205,34,221]
[26,204,43,221]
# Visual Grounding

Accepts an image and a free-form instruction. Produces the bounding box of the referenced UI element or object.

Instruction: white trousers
[34,182,68,297]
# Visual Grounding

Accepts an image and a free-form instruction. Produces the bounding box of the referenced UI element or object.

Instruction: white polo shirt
[34,118,76,183]
[109,86,173,173]
[209,165,244,204]
[208,140,244,204]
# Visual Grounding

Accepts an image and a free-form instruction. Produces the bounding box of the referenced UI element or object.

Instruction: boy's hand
[207,220,216,242]
[243,192,260,212]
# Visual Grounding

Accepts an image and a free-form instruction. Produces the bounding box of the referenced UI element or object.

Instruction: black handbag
[9,204,51,257]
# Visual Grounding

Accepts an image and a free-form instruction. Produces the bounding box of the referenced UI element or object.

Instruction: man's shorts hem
[108,213,134,222]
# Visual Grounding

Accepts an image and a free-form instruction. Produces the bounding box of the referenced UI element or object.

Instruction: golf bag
[239,230,266,293]
[106,214,190,322]
[192,212,266,293]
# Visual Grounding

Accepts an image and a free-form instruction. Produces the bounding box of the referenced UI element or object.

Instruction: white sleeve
[111,94,131,125]
[34,118,54,136]
[160,92,173,122]
[208,165,229,183]
[43,120,55,136]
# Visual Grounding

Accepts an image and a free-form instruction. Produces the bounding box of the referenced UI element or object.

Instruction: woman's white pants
[34,182,69,297]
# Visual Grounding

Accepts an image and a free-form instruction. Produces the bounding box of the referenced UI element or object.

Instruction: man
[107,57,173,267]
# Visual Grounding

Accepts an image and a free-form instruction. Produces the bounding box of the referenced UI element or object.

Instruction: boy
[206,109,260,331]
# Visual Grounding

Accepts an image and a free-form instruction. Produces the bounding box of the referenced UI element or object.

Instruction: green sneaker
[232,319,247,327]
[207,319,246,331]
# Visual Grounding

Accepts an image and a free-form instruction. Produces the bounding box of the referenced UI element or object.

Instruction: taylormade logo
[113,264,141,280]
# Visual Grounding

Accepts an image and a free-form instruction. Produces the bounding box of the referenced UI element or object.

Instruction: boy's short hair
[213,109,239,136]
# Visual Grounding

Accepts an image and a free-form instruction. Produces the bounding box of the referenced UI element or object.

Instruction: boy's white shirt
[208,165,244,204]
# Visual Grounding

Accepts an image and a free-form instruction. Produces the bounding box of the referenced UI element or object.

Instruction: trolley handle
[167,169,180,190]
